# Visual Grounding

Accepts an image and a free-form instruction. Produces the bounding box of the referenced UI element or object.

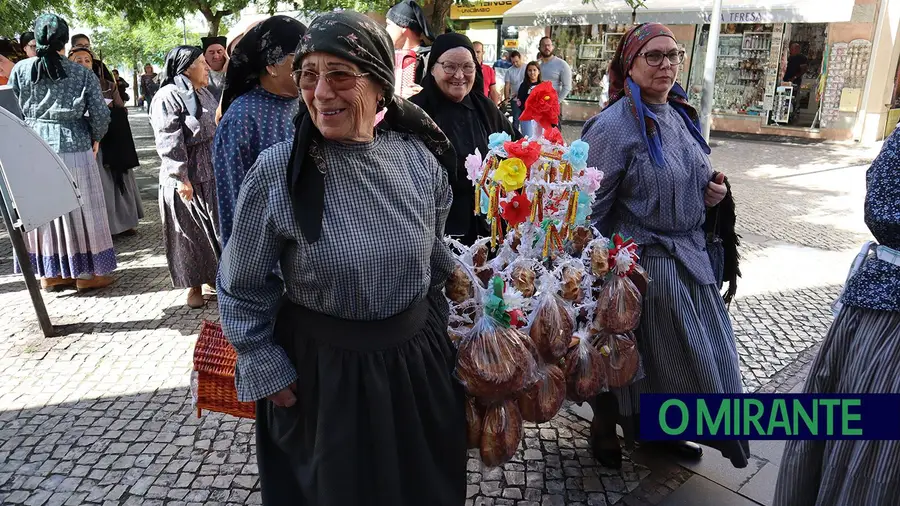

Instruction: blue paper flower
[575,190,592,224]
[488,132,512,151]
[563,140,590,169]
[480,188,490,215]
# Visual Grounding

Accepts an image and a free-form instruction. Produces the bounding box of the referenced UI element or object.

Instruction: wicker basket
[193,320,256,419]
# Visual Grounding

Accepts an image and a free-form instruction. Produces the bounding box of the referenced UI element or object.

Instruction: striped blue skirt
[773,306,900,506]
[610,249,750,467]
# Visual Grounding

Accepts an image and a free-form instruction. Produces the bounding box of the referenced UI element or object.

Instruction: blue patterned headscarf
[606,23,710,168]
[31,14,69,82]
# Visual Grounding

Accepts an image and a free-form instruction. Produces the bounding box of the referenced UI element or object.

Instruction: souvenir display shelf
[820,40,871,128]
[712,34,770,115]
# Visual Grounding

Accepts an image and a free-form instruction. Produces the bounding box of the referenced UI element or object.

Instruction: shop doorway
[777,23,828,128]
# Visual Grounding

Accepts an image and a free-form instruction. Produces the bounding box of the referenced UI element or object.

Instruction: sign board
[839,88,862,112]
[451,0,519,20]
[0,103,82,232]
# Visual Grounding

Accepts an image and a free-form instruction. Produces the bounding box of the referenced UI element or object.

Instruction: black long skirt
[256,290,468,506]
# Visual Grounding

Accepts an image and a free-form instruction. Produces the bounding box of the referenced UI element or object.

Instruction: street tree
[1,0,71,37]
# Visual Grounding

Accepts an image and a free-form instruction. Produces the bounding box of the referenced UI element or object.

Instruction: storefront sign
[702,11,775,24]
[504,39,518,48]
[451,0,519,20]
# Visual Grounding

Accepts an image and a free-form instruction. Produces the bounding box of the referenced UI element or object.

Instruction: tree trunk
[430,0,453,36]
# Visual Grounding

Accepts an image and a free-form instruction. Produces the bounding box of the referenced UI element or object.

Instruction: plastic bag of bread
[594,274,642,333]
[518,364,566,423]
[480,399,524,467]
[528,288,574,364]
[560,265,585,303]
[456,314,536,400]
[628,263,650,297]
[593,332,643,388]
[564,333,607,403]
[466,396,484,449]
[510,264,537,298]
[446,263,475,304]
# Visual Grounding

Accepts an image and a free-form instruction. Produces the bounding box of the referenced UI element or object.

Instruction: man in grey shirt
[538,37,572,102]
[503,51,526,132]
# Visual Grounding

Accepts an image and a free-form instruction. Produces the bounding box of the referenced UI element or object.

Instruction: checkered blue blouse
[217,131,455,401]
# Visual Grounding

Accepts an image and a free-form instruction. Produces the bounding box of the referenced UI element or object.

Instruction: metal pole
[700,0,724,141]
[183,17,188,44]
[0,168,54,337]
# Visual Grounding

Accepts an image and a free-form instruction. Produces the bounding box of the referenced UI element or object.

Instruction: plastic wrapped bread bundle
[592,331,644,388]
[518,363,566,423]
[594,235,643,334]
[480,399,524,467]
[454,277,538,402]
[563,330,608,403]
[527,273,575,364]
[465,396,484,449]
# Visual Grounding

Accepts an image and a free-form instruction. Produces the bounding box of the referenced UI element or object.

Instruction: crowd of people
[1,3,898,505]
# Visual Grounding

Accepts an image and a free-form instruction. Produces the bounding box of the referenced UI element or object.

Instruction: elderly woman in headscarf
[69,46,144,237]
[213,15,307,247]
[149,46,220,309]
[581,23,747,469]
[772,132,900,506]
[8,14,116,292]
[409,32,518,246]
[217,11,465,505]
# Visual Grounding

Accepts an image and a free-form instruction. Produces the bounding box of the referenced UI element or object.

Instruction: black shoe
[591,436,623,469]
[641,440,703,461]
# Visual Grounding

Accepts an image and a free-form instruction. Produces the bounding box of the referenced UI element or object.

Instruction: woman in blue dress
[9,14,116,292]
[581,23,748,469]
[773,126,900,506]
[213,15,307,247]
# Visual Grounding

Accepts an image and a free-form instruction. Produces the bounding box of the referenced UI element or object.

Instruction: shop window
[549,24,631,103]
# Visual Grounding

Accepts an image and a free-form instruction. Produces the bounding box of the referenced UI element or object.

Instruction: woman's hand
[92,141,100,156]
[705,172,727,207]
[177,181,194,202]
[267,382,297,408]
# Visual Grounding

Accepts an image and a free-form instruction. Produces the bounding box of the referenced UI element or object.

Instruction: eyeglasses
[27,42,36,49]
[293,69,370,90]
[435,61,477,75]
[637,50,686,67]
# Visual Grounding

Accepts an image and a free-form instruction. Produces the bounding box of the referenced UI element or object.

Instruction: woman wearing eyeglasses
[213,15,306,247]
[149,46,221,309]
[218,11,466,505]
[410,32,518,246]
[582,23,748,469]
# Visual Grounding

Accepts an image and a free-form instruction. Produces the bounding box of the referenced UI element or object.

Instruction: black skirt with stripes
[255,289,468,506]
[604,249,750,468]
[773,306,900,506]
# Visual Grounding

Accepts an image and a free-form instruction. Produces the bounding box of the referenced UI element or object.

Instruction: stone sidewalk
[0,110,877,505]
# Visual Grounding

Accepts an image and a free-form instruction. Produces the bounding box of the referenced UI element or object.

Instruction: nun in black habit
[410,32,519,246]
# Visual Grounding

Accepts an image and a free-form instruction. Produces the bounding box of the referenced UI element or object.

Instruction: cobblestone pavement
[0,113,877,505]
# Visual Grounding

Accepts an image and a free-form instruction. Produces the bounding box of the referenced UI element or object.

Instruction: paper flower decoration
[519,81,560,130]
[576,166,604,194]
[480,188,490,214]
[563,139,590,169]
[544,127,564,145]
[608,234,638,276]
[503,139,541,169]
[575,190,591,224]
[465,148,483,182]
[494,158,528,192]
[488,132,512,150]
[500,192,532,226]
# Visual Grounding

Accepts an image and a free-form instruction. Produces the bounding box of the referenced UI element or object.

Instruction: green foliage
[82,14,203,69]
[0,0,72,38]
[76,0,252,36]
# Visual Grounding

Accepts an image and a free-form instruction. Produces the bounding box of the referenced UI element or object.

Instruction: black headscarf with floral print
[286,10,455,244]
[32,14,70,82]
[220,15,307,116]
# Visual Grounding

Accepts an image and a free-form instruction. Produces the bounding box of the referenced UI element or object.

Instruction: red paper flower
[520,81,560,130]
[503,139,542,169]
[544,127,564,145]
[508,309,526,328]
[500,192,532,227]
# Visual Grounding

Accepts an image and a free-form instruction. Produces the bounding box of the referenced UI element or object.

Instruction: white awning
[502,0,857,27]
